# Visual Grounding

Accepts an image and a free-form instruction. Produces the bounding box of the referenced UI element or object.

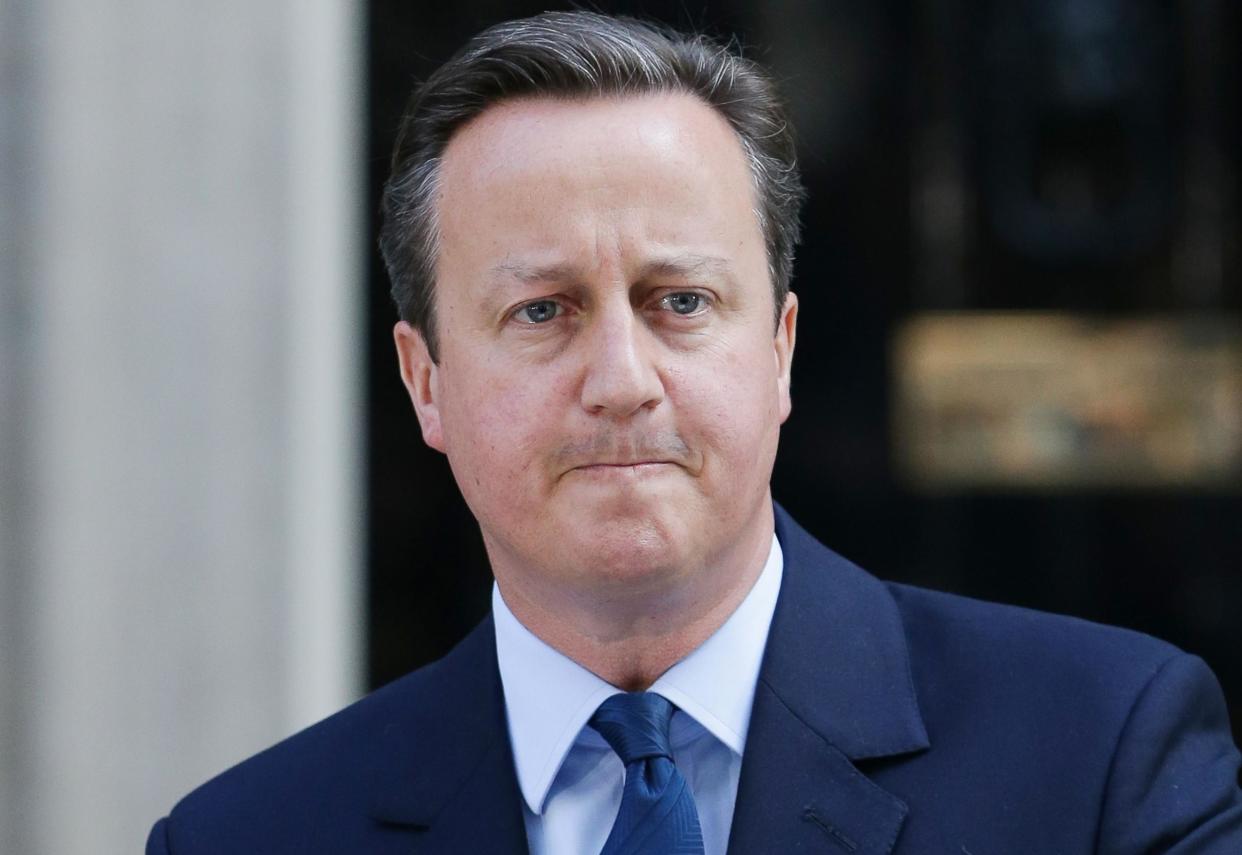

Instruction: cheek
[441,367,562,482]
[670,339,781,466]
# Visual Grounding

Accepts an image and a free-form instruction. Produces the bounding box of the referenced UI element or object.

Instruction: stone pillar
[0,0,364,852]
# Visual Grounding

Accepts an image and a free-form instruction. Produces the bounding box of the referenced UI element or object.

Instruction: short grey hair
[379,10,805,361]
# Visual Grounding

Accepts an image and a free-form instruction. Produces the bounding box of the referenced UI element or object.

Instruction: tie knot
[589,692,676,765]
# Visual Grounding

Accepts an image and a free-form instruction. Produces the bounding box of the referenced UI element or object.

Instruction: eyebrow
[486,253,736,288]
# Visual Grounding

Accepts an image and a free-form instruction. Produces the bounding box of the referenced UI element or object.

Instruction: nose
[579,305,665,417]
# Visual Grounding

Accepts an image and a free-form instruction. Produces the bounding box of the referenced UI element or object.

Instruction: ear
[393,321,445,452]
[774,291,798,424]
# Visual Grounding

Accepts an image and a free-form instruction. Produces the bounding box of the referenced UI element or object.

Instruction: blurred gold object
[892,314,1242,488]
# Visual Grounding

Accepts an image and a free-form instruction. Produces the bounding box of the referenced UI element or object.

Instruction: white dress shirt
[493,534,784,855]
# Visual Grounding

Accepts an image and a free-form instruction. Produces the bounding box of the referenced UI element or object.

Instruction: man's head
[387,11,804,638]
[380,10,804,361]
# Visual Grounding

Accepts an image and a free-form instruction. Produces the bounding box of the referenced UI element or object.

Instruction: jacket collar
[726,503,929,854]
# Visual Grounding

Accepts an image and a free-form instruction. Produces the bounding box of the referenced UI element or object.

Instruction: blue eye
[518,300,560,324]
[662,293,704,315]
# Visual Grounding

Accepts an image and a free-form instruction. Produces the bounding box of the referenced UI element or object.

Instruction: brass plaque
[892,314,1242,489]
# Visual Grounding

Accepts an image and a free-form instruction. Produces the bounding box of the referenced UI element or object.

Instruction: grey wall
[0,0,365,852]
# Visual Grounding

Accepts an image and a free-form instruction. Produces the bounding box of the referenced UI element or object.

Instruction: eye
[516,299,561,324]
[660,292,706,316]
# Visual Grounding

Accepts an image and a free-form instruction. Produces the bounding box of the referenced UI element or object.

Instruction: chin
[566,513,695,587]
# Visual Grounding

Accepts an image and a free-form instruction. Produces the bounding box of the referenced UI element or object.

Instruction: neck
[494,506,773,691]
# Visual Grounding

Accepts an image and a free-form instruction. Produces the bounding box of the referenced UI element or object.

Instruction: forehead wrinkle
[484,251,738,295]
[639,253,734,283]
[488,260,584,286]
[486,252,735,292]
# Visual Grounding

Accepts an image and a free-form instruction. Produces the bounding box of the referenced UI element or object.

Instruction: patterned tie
[589,692,705,855]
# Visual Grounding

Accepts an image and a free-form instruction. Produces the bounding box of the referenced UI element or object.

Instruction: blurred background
[2,0,1239,852]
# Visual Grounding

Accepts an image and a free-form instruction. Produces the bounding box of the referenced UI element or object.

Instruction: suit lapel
[367,616,531,854]
[726,505,930,855]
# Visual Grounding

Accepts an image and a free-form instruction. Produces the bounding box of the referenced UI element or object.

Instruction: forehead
[434,93,765,284]
[440,91,755,187]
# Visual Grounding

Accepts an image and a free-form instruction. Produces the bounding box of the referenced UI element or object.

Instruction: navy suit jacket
[149,506,1242,853]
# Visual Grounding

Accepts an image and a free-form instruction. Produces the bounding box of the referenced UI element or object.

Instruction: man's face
[396,93,796,614]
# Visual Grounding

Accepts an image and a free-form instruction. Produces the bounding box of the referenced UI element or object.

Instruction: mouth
[554,433,696,480]
[568,461,678,478]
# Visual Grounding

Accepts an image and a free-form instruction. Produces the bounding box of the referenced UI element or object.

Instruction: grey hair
[379,10,805,361]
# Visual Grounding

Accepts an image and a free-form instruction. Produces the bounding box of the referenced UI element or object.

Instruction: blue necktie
[589,692,705,855]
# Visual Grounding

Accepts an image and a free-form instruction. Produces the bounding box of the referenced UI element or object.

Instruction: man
[148,11,1242,854]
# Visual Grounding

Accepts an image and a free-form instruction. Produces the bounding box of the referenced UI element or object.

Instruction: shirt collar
[493,533,784,815]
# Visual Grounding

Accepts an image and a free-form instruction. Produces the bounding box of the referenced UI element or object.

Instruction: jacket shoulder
[883,580,1196,784]
[155,616,498,854]
[157,662,437,852]
[881,582,1242,851]
[886,581,1183,707]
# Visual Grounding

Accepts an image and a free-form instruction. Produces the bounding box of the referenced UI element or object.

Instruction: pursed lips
[552,433,696,479]
[574,460,674,469]
[566,460,679,477]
